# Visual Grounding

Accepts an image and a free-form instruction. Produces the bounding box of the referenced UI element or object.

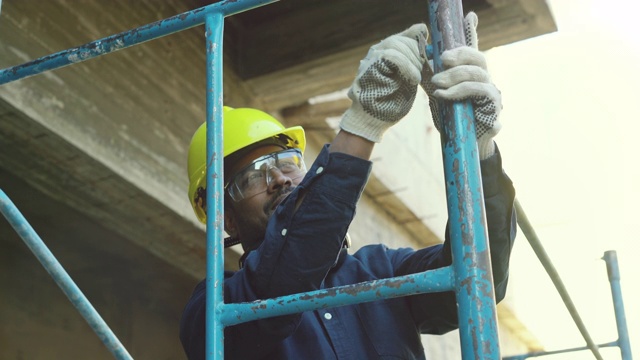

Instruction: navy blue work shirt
[180,144,516,359]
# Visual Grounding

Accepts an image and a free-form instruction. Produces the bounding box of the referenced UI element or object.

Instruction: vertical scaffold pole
[427,1,500,358]
[204,11,225,360]
[602,251,633,360]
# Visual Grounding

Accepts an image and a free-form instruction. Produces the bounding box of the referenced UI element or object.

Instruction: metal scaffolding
[0,0,632,359]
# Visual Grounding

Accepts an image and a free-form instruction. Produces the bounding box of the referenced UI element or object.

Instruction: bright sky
[484,0,639,358]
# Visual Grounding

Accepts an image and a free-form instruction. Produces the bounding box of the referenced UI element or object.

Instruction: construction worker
[181,13,516,360]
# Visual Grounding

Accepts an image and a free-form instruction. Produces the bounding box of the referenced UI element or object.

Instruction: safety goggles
[225,148,306,202]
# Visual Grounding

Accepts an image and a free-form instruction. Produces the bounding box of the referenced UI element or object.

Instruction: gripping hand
[340,24,428,143]
[421,12,502,159]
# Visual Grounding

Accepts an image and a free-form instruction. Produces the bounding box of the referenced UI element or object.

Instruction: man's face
[224,145,306,253]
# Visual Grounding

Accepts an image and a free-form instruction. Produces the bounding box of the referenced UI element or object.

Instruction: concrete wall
[0,168,198,359]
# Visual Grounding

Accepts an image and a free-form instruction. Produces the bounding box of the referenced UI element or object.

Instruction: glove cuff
[478,138,496,160]
[339,106,390,143]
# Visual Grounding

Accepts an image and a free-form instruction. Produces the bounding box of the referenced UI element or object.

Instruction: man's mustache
[264,187,295,214]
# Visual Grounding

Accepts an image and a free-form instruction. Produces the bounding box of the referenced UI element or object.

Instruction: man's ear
[224,207,239,239]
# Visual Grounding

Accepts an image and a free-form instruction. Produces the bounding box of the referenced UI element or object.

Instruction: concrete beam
[0,0,556,276]
[0,0,243,278]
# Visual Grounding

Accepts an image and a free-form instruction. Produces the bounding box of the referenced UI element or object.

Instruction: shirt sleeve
[392,144,517,334]
[478,144,517,302]
[244,144,372,299]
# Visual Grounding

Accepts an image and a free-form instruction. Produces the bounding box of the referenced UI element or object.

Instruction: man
[181,13,516,359]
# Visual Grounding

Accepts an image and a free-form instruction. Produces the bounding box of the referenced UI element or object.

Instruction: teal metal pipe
[602,251,633,360]
[0,190,133,360]
[219,266,455,326]
[0,0,278,85]
[427,1,500,358]
[204,10,226,360]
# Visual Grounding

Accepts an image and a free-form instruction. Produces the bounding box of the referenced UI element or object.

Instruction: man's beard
[263,186,295,217]
[241,186,296,253]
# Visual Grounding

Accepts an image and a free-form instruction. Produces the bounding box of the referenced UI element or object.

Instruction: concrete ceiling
[225,0,557,111]
[215,0,555,80]
[0,0,557,279]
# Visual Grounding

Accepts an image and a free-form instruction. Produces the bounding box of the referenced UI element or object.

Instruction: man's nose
[266,166,292,192]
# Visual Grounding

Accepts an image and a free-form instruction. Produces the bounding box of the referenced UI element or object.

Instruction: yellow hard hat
[187,106,305,223]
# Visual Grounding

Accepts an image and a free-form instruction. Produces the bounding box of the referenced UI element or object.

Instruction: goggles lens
[226,149,306,202]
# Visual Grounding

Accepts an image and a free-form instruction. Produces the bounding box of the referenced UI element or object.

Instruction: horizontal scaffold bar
[0,0,278,85]
[219,266,455,326]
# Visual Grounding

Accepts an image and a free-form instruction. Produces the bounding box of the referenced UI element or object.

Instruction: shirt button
[281,228,287,236]
[316,167,324,174]
[324,312,332,320]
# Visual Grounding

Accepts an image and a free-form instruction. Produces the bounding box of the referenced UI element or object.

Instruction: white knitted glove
[340,24,428,142]
[421,12,502,159]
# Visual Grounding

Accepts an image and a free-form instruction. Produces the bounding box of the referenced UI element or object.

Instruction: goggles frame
[225,148,306,202]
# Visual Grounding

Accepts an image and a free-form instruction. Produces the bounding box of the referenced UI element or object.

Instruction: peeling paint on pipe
[0,0,278,85]
[427,0,500,358]
[219,266,455,326]
[204,10,226,360]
